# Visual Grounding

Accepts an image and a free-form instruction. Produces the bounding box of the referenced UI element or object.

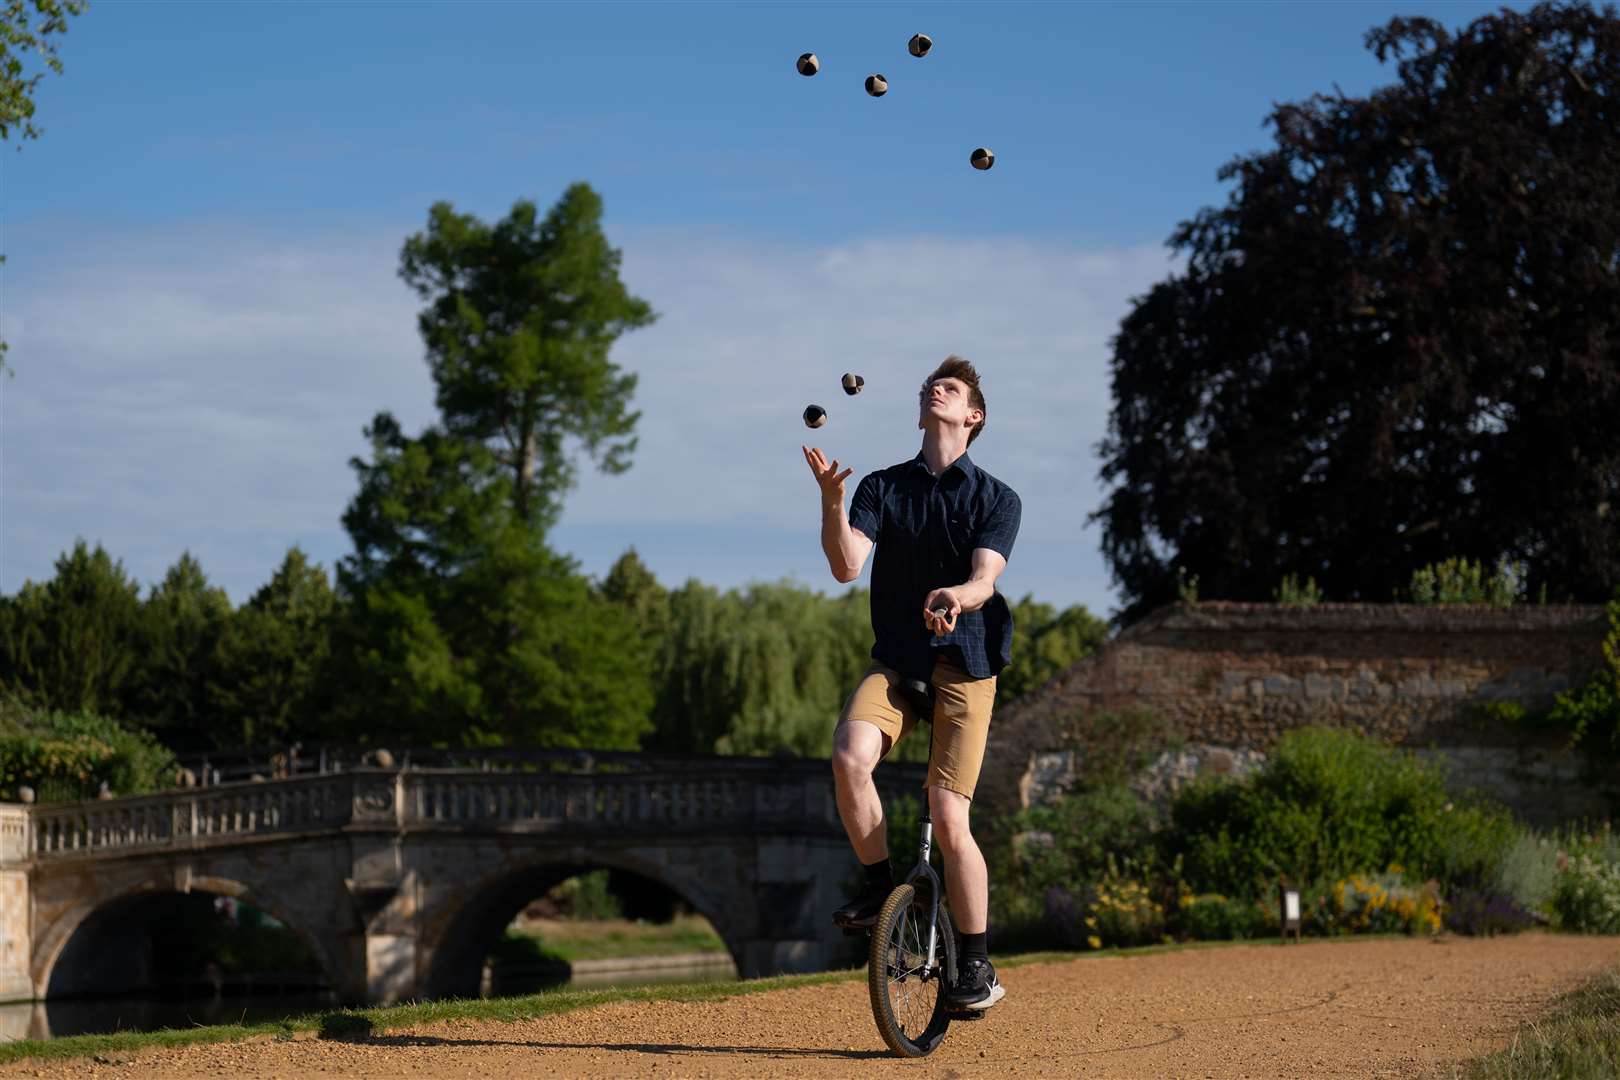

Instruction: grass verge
[0,931,1433,1066]
[1438,966,1620,1080]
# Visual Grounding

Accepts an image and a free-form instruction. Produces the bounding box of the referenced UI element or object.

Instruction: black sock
[960,931,988,966]
[863,857,892,894]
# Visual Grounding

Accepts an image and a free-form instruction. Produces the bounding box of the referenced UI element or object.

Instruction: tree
[597,548,670,641]
[1094,2,1620,620]
[124,552,232,748]
[398,183,655,533]
[0,540,141,715]
[332,186,657,748]
[642,579,873,757]
[997,597,1109,704]
[1,0,89,373]
[211,547,337,748]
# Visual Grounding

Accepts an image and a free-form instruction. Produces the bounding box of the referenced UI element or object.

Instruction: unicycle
[866,802,967,1058]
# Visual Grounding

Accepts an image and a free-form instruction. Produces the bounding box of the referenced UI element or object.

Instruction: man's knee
[927,786,975,848]
[831,722,883,784]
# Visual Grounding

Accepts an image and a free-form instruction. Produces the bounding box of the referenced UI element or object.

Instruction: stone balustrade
[4,759,920,865]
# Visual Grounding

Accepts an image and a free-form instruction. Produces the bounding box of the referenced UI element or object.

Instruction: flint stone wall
[982,603,1614,827]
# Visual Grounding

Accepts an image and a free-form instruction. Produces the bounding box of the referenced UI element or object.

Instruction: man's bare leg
[831,720,888,862]
[927,785,986,932]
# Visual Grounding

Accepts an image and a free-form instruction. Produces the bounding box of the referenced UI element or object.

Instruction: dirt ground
[5,932,1616,1079]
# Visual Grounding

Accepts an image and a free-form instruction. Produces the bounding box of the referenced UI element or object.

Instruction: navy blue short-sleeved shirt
[847,451,1022,684]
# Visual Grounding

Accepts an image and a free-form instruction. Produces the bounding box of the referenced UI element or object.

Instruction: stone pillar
[0,806,32,1002]
[738,837,856,979]
[342,770,420,1005]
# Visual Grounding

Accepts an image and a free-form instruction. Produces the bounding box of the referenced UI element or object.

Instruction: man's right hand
[802,445,853,506]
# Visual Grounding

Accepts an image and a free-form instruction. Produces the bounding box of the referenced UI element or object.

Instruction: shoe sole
[951,982,1005,1012]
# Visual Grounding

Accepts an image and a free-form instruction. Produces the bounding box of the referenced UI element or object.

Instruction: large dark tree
[1095,1,1620,619]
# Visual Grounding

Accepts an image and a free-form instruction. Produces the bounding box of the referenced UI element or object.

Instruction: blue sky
[2,0,1523,620]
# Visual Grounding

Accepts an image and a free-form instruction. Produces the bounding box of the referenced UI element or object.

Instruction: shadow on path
[340,1034,892,1061]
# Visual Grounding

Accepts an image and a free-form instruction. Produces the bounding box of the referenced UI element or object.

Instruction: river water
[0,955,739,1042]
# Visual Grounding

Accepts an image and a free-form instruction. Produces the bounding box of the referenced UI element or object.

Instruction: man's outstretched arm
[803,445,874,583]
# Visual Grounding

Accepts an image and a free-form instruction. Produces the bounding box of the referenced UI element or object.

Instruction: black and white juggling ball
[803,404,828,429]
[970,146,995,171]
[864,73,888,97]
[908,33,932,58]
[841,372,865,396]
[797,52,819,77]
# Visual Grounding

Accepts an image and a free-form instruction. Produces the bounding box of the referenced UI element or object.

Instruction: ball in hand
[864,73,888,97]
[841,372,865,395]
[970,146,995,171]
[797,52,819,76]
[803,404,828,428]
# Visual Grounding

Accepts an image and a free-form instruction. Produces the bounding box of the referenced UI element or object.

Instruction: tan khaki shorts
[836,658,998,800]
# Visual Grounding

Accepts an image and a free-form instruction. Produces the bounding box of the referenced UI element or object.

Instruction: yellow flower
[1086,935,1102,950]
[1084,916,1098,929]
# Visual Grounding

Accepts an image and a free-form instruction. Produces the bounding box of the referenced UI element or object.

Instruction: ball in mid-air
[864,73,888,97]
[842,372,865,395]
[908,33,932,58]
[803,404,828,428]
[970,146,995,171]
[797,52,819,76]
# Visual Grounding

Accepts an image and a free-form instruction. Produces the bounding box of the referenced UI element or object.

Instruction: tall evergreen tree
[0,540,141,715]
[212,547,337,748]
[125,552,231,747]
[333,185,657,748]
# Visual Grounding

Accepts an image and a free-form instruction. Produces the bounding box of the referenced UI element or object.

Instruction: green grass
[1438,967,1620,1080]
[497,914,728,964]
[0,970,859,1066]
[0,933,1451,1066]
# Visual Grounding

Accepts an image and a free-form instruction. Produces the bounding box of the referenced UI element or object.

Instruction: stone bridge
[0,753,925,1007]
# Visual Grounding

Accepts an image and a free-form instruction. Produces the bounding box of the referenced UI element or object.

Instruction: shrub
[1010,782,1158,894]
[1176,891,1269,940]
[1551,853,1620,933]
[1309,871,1443,936]
[1164,727,1516,897]
[0,694,176,802]
[1494,831,1563,915]
[1444,883,1538,936]
[1407,557,1526,605]
[1546,596,1620,767]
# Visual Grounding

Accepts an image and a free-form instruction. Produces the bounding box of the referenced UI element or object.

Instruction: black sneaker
[945,957,1005,1011]
[831,887,888,929]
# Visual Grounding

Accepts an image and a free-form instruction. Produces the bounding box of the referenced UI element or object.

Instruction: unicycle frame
[904,804,948,980]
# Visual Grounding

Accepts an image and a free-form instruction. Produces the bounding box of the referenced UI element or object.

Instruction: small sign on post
[1279,882,1302,942]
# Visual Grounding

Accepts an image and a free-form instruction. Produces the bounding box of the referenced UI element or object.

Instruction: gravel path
[5,933,1615,1079]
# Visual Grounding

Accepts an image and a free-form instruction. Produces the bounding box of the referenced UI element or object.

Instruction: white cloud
[0,222,1175,619]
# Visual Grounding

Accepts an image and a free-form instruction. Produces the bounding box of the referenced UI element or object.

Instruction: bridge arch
[37,874,338,1000]
[419,848,739,1001]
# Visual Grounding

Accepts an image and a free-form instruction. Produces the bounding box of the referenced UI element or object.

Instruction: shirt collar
[911,450,975,483]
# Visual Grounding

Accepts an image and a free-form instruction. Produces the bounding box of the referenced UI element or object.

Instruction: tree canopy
[1094,1,1620,619]
[332,185,657,748]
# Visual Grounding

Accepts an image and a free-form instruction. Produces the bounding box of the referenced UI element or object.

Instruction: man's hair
[919,355,987,446]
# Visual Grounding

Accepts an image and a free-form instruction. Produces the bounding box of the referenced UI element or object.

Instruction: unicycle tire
[867,882,956,1058]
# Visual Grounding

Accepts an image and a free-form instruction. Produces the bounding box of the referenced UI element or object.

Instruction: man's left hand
[923,589,961,635]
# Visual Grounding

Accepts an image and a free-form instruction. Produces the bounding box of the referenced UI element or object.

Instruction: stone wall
[981,603,1614,827]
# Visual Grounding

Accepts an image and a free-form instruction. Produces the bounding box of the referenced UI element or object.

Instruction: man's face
[919,377,983,433]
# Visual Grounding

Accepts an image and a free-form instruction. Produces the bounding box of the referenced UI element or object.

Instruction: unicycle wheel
[867,882,956,1058]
